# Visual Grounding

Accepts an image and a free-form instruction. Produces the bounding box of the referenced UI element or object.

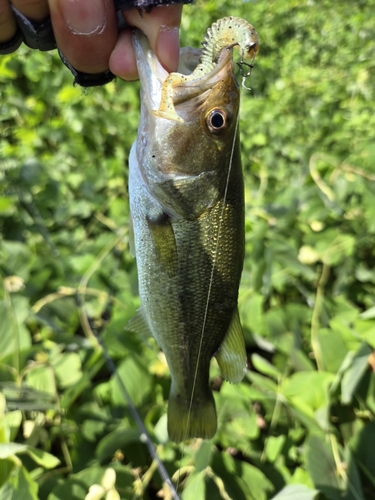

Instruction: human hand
[0,0,184,84]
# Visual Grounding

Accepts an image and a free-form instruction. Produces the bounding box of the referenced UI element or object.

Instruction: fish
[128,17,259,443]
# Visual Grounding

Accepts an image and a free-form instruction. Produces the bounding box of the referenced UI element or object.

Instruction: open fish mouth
[132,29,238,122]
[132,17,258,123]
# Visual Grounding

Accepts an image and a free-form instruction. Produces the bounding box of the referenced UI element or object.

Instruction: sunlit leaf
[264,435,286,463]
[25,447,60,469]
[350,421,375,480]
[239,462,274,500]
[341,343,372,404]
[26,365,57,397]
[182,471,206,500]
[53,352,83,388]
[270,484,319,500]
[306,435,342,499]
[0,466,39,500]
[194,440,214,473]
[110,357,152,408]
[0,443,28,459]
[0,443,59,469]
[251,353,281,379]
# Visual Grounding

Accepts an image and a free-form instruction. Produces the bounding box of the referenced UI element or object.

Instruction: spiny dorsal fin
[215,307,247,383]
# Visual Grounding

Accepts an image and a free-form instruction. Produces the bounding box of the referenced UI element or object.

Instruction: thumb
[122,5,182,73]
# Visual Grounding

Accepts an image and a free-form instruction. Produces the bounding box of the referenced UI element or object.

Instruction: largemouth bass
[128,17,258,442]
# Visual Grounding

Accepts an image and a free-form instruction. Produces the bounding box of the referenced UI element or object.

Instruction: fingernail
[58,0,106,35]
[157,26,180,72]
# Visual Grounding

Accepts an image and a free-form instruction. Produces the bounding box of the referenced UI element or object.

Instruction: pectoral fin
[126,307,152,340]
[146,213,178,276]
[215,307,247,383]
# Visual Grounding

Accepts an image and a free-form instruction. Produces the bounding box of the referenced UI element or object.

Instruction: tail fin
[167,384,217,443]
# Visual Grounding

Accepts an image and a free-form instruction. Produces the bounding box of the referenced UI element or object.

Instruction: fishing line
[176,102,241,489]
[93,328,181,500]
[181,45,256,447]
[186,113,240,431]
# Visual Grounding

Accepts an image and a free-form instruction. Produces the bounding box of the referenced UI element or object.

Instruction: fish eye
[206,108,228,134]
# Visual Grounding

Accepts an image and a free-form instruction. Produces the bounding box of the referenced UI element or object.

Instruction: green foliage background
[1,0,375,498]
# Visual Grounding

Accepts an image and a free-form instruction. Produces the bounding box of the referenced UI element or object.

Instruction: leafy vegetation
[1,0,375,498]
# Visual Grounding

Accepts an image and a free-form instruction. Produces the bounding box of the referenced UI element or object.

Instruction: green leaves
[306,435,365,500]
[0,295,31,364]
[270,484,319,500]
[48,466,133,500]
[0,465,39,500]
[0,443,56,499]
[340,344,372,404]
[182,471,206,500]
[1,0,375,498]
[111,356,152,408]
[0,443,60,469]
[350,422,375,483]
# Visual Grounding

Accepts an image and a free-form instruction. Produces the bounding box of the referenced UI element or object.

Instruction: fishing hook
[237,60,254,91]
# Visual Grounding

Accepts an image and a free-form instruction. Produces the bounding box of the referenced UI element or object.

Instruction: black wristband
[11,5,56,52]
[115,0,194,8]
[0,29,23,55]
[1,0,194,86]
[57,48,116,87]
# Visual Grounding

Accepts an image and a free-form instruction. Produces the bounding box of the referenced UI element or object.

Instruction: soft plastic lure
[153,16,259,122]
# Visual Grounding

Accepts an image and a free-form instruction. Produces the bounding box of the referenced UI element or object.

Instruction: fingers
[109,29,138,81]
[48,0,118,73]
[110,5,182,80]
[0,0,17,42]
[12,0,49,21]
[1,1,184,81]
[124,5,182,72]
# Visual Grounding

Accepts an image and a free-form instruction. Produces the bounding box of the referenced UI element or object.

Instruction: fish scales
[128,17,258,442]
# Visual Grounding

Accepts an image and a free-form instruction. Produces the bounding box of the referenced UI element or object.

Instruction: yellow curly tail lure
[153,16,259,123]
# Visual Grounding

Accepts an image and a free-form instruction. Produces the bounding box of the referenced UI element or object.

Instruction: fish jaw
[132,27,239,131]
[132,29,168,117]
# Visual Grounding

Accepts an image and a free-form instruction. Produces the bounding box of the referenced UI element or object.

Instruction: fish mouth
[132,29,236,120]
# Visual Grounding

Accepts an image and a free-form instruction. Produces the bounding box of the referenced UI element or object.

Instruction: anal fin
[215,307,247,383]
